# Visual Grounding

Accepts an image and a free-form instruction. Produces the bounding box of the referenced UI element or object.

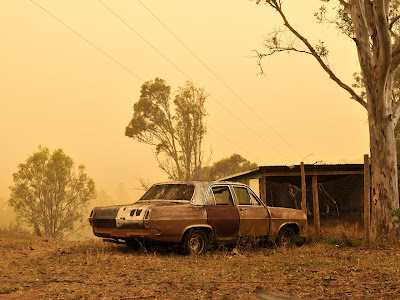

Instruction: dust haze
[0,1,368,236]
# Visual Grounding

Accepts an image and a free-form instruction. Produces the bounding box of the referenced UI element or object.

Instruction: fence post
[312,175,320,234]
[300,162,307,215]
[364,154,371,247]
[260,176,267,205]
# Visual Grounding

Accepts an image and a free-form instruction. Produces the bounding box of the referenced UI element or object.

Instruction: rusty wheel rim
[280,231,294,247]
[189,233,204,254]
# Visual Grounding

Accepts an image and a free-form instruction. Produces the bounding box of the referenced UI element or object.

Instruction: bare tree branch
[389,14,400,30]
[259,1,367,109]
[338,0,350,9]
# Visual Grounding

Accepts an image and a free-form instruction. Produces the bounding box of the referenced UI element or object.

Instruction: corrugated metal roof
[220,163,365,180]
[258,163,364,168]
[217,167,259,181]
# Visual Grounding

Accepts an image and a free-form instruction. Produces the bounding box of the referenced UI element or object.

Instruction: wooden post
[260,176,267,205]
[364,154,371,247]
[300,162,307,215]
[312,175,320,234]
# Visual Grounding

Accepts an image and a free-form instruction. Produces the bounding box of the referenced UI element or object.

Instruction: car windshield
[140,184,195,201]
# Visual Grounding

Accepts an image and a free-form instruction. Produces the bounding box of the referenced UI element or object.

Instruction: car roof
[153,180,247,186]
[149,181,251,205]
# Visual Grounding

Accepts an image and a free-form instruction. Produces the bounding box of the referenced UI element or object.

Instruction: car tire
[180,228,208,255]
[276,227,296,248]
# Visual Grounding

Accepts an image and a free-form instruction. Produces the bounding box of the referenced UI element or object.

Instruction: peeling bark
[367,85,399,238]
[256,0,400,238]
[350,0,399,236]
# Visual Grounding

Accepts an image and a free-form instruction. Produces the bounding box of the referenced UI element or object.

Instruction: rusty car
[89,181,307,254]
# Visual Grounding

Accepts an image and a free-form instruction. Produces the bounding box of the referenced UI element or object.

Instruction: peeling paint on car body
[89,181,307,248]
[115,204,152,228]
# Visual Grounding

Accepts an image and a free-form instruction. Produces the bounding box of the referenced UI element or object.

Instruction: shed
[220,164,365,219]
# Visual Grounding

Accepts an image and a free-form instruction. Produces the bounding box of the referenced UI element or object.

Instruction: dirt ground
[0,230,400,299]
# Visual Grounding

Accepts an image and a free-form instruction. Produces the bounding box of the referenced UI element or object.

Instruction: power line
[97,0,291,162]
[209,127,261,162]
[28,0,290,162]
[28,0,144,82]
[98,0,190,84]
[136,0,304,159]
[26,0,264,163]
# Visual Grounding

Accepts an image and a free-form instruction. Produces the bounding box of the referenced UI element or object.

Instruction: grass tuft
[0,287,12,294]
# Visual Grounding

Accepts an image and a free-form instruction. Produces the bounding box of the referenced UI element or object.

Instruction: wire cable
[209,127,262,162]
[136,0,304,159]
[97,0,292,162]
[28,0,290,162]
[29,0,144,82]
[26,0,264,163]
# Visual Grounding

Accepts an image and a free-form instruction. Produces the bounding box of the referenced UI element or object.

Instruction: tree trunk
[368,90,399,240]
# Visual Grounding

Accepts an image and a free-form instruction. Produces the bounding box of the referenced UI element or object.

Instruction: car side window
[248,191,262,205]
[234,186,261,205]
[210,186,234,205]
[205,190,215,205]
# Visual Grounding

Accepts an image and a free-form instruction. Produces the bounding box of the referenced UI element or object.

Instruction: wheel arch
[181,225,213,242]
[278,223,300,235]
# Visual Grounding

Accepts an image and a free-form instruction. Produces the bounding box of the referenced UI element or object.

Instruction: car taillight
[143,209,150,228]
[144,209,150,220]
[89,209,94,225]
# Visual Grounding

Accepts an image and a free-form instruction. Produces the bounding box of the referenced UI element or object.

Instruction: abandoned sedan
[89,181,307,254]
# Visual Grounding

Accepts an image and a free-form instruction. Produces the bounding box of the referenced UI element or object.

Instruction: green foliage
[9,146,96,239]
[315,40,329,58]
[392,208,400,225]
[351,72,367,101]
[125,78,207,180]
[200,154,257,180]
[0,288,11,294]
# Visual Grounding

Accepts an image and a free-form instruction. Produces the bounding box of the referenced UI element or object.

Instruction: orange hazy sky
[0,0,368,202]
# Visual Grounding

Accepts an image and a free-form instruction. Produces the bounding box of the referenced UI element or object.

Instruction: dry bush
[0,223,30,235]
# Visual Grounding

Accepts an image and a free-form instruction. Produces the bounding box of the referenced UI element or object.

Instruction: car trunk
[93,201,190,229]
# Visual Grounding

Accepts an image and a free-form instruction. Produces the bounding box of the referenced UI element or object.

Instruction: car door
[233,185,270,237]
[205,185,239,240]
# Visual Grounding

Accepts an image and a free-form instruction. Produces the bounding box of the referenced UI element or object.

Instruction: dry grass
[0,228,400,299]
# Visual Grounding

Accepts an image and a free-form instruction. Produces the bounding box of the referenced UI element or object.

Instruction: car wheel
[276,227,296,248]
[180,229,208,255]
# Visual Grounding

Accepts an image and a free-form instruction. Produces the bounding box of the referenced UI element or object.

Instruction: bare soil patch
[0,230,399,299]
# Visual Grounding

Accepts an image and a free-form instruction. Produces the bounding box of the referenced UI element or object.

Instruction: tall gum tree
[125,78,208,181]
[254,0,400,239]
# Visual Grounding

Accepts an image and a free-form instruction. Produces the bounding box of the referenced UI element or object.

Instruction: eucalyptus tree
[125,78,208,181]
[254,0,400,238]
[9,147,96,239]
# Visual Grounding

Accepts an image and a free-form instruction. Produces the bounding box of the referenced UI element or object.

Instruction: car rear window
[140,184,195,201]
